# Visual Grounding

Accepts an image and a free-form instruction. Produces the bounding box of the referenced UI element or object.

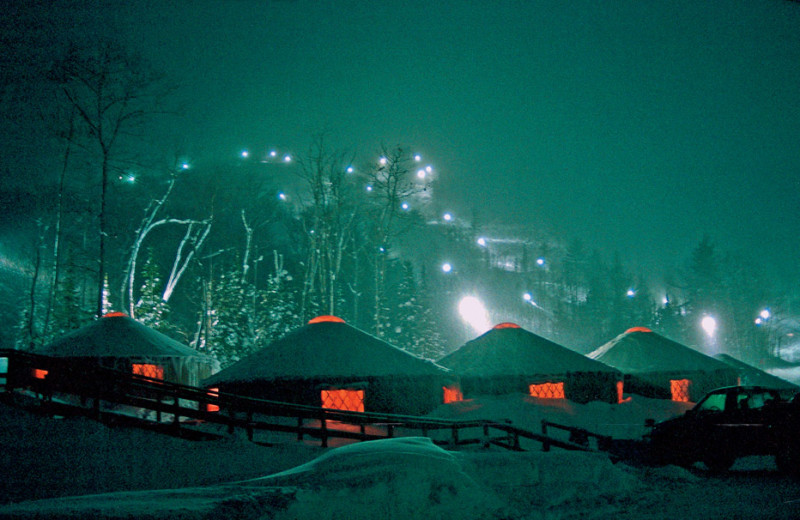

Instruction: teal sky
[6,0,800,280]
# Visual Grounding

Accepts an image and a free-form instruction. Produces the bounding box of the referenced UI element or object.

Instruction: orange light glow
[321,389,364,412]
[32,368,48,380]
[443,386,463,403]
[207,387,220,413]
[308,315,346,324]
[529,381,565,399]
[625,326,652,334]
[616,380,631,403]
[132,363,164,380]
[492,322,521,329]
[670,379,691,402]
[102,312,128,318]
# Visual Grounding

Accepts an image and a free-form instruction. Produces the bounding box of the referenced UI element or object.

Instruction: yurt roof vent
[492,322,521,329]
[308,315,346,324]
[625,326,652,334]
[103,312,129,318]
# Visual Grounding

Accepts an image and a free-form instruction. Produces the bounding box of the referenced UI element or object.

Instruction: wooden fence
[0,349,598,453]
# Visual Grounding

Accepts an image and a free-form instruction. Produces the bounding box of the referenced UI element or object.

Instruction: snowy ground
[2,394,800,519]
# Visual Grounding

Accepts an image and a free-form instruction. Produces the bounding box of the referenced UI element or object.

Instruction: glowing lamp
[458,296,491,334]
[701,316,717,338]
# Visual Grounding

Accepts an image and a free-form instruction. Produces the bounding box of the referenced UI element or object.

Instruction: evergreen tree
[262,250,300,343]
[205,263,260,369]
[135,248,170,331]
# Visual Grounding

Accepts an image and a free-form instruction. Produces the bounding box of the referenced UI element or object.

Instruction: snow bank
[253,437,504,519]
[0,436,643,520]
[0,401,320,504]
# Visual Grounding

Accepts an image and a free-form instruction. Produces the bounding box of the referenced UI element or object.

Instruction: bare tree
[295,137,359,319]
[120,167,212,317]
[49,39,172,317]
[364,146,429,336]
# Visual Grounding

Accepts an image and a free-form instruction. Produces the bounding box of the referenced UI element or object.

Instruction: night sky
[4,0,800,281]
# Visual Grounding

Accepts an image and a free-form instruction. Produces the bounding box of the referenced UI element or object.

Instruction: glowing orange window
[529,382,565,399]
[670,379,691,402]
[321,389,365,412]
[132,363,164,380]
[207,387,220,413]
[32,368,49,380]
[443,386,463,404]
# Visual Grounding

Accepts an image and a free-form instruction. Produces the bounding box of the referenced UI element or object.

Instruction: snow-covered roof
[714,353,799,390]
[587,327,732,374]
[204,318,450,385]
[39,313,203,359]
[438,323,619,377]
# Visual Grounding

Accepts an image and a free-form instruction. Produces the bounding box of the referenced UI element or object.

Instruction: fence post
[320,410,328,448]
[541,420,550,452]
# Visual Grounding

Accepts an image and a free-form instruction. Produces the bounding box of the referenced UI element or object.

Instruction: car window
[696,392,726,412]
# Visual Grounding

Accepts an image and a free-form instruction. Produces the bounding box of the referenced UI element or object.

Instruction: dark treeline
[3,39,796,370]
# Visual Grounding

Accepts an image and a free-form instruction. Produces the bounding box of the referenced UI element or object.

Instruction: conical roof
[204,316,449,386]
[714,353,799,389]
[40,313,202,359]
[588,327,730,374]
[438,322,618,377]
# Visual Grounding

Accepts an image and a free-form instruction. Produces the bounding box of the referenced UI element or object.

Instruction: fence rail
[0,349,597,453]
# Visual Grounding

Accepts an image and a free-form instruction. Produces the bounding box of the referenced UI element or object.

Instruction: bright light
[760,309,771,320]
[441,262,452,273]
[278,192,287,201]
[477,237,487,247]
[241,150,249,158]
[662,296,670,305]
[181,163,190,170]
[417,169,426,179]
[426,165,433,173]
[414,154,422,162]
[401,202,410,210]
[379,156,387,166]
[701,316,717,338]
[269,150,277,157]
[365,184,373,192]
[536,257,545,266]
[458,296,492,334]
[443,213,453,222]
[283,154,292,162]
[626,289,636,298]
[346,166,354,173]
[523,292,532,302]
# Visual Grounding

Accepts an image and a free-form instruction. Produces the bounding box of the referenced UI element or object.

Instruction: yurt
[714,353,799,391]
[202,315,456,415]
[588,327,739,402]
[438,322,623,404]
[38,312,213,386]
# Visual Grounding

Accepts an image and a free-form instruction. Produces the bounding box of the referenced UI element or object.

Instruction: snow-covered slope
[2,394,800,519]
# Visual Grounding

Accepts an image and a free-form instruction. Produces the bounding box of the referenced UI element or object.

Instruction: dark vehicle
[646,386,800,472]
